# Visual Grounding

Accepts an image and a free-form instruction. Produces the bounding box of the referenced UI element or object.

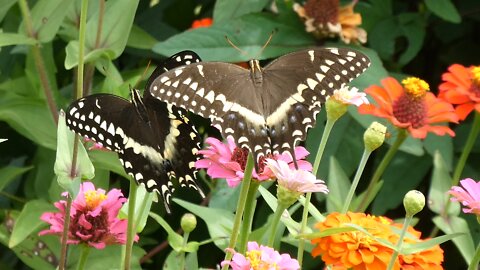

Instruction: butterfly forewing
[149,47,371,164]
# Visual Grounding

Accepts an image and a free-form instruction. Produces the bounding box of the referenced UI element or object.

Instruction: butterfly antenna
[225,36,250,58]
[133,60,153,90]
[254,31,275,59]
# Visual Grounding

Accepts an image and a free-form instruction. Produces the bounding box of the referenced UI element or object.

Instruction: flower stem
[356,129,407,212]
[76,244,91,270]
[18,0,58,124]
[443,112,480,216]
[387,215,412,270]
[238,181,260,253]
[58,196,72,270]
[342,149,372,213]
[268,203,287,247]
[123,179,138,270]
[468,242,480,270]
[297,118,335,264]
[179,231,190,270]
[221,153,254,270]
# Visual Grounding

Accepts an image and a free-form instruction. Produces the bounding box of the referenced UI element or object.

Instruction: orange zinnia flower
[191,18,213,29]
[358,77,459,139]
[439,64,480,120]
[293,0,366,44]
[311,212,397,270]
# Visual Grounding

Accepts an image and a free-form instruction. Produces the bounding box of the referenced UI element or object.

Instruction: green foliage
[0,0,479,269]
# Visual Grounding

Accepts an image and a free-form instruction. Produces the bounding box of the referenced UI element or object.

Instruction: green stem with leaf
[122,179,138,270]
[76,244,91,270]
[222,154,254,270]
[342,149,372,213]
[387,215,412,270]
[238,181,260,254]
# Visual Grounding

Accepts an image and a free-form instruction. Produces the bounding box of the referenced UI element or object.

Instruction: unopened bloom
[439,64,480,120]
[39,182,135,249]
[191,18,213,29]
[363,121,387,151]
[294,0,366,44]
[449,178,480,216]
[358,77,458,139]
[403,190,425,217]
[221,241,300,270]
[327,86,369,120]
[195,137,312,187]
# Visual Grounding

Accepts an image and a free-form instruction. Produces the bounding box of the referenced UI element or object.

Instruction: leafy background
[0,0,479,269]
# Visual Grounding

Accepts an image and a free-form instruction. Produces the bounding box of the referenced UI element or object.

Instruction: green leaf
[0,32,37,47]
[174,198,233,250]
[213,0,270,23]
[425,0,461,23]
[54,112,94,196]
[89,150,128,179]
[64,0,139,69]
[9,199,55,248]
[153,13,314,62]
[402,233,463,255]
[433,215,475,263]
[428,151,459,215]
[326,157,351,212]
[372,153,431,214]
[120,185,153,233]
[0,0,16,22]
[81,245,144,270]
[397,13,426,65]
[424,133,453,171]
[149,212,184,252]
[0,93,57,150]
[126,24,158,50]
[19,0,75,43]
[0,166,32,192]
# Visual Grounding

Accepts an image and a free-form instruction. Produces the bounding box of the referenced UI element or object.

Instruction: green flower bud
[403,190,425,217]
[326,98,348,121]
[364,122,387,152]
[277,185,301,208]
[180,213,197,233]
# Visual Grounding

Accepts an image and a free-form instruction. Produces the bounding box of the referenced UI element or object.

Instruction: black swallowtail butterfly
[65,51,204,213]
[147,48,370,164]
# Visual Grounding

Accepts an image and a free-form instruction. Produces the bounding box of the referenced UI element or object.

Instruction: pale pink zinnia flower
[195,137,312,187]
[449,178,480,216]
[39,182,136,249]
[331,86,369,106]
[221,241,300,270]
[266,159,329,194]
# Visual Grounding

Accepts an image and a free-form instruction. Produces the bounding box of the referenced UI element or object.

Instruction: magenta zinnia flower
[195,137,312,187]
[449,178,480,216]
[221,241,300,270]
[39,182,135,249]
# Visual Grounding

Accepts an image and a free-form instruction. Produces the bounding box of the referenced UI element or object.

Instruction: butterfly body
[66,51,203,213]
[148,48,371,163]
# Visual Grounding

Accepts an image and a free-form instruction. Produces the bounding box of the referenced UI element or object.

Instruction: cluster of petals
[358,77,458,139]
[293,0,367,44]
[195,137,312,187]
[331,86,369,106]
[439,64,480,120]
[266,159,328,194]
[311,212,444,270]
[449,178,480,216]
[39,182,134,249]
[221,241,300,270]
[191,18,213,29]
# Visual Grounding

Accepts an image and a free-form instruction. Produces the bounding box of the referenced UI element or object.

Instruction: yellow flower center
[471,66,480,86]
[401,77,430,99]
[246,250,278,270]
[84,190,106,209]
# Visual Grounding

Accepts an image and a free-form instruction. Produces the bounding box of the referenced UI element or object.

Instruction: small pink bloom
[332,86,369,106]
[84,137,105,150]
[449,178,480,215]
[221,241,300,270]
[39,182,137,249]
[196,137,312,187]
[266,159,329,194]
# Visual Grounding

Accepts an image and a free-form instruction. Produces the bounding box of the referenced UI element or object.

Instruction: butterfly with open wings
[148,48,371,166]
[65,51,204,213]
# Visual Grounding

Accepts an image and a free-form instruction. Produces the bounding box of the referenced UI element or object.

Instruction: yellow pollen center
[471,66,480,86]
[84,190,107,209]
[401,77,429,98]
[246,250,278,270]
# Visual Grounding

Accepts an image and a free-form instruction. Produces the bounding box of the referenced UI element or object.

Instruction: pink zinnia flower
[39,182,136,249]
[331,86,369,106]
[221,241,300,270]
[449,178,480,215]
[195,137,312,187]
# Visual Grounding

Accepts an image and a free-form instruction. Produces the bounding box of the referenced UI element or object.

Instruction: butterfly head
[249,59,263,85]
